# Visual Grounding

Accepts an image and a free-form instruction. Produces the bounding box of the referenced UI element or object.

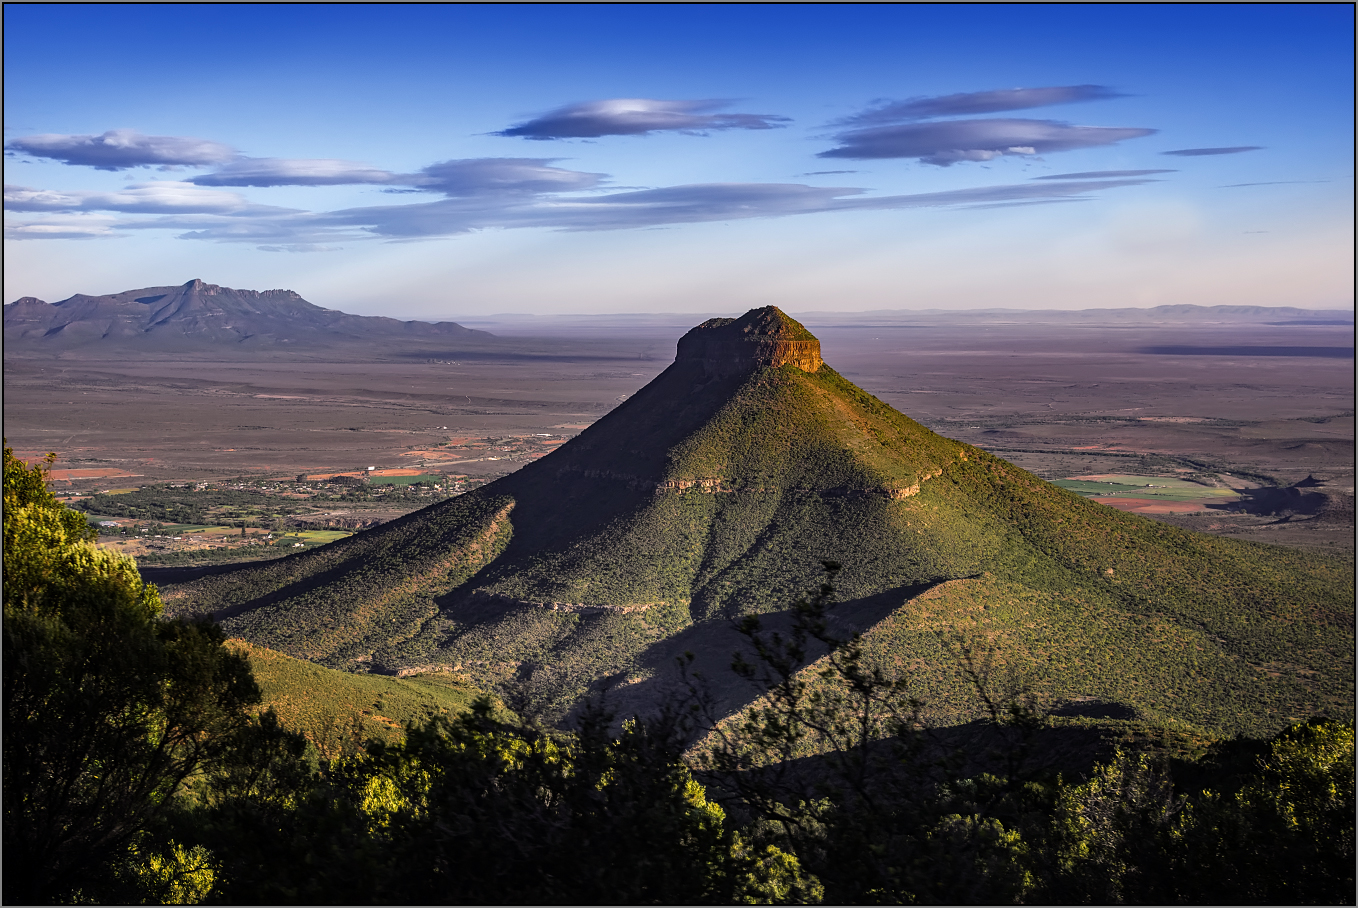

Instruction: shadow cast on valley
[567,579,955,732]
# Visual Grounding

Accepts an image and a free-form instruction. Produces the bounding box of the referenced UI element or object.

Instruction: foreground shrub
[2,444,288,904]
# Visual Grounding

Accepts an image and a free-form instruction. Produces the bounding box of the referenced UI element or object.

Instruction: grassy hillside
[229,639,483,758]
[743,561,1348,745]
[158,310,1354,739]
[164,493,514,663]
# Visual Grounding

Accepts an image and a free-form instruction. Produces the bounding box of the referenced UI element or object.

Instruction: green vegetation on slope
[226,640,483,759]
[464,364,965,618]
[155,354,1354,738]
[160,491,514,662]
[8,441,1353,904]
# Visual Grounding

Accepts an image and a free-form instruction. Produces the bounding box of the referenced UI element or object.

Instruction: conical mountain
[162,307,1353,734]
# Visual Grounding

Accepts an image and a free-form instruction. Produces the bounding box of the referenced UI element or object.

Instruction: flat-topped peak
[695,306,818,340]
[677,306,822,375]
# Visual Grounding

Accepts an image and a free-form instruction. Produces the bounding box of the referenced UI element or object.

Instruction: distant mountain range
[3,279,491,355]
[159,307,1353,737]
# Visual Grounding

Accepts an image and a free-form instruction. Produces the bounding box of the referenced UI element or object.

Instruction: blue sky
[4,4,1352,317]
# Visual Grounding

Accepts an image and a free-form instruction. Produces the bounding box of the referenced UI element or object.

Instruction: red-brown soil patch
[1098,498,1210,515]
[47,468,139,480]
[300,468,429,481]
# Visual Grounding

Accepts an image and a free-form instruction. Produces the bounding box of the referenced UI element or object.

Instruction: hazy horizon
[8,277,1353,329]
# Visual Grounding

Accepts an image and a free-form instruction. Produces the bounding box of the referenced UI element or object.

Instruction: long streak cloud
[5,129,237,170]
[83,175,1155,243]
[820,118,1156,164]
[497,98,790,139]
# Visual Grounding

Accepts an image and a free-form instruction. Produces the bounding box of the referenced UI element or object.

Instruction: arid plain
[4,312,1352,555]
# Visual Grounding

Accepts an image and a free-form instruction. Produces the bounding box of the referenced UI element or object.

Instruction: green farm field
[1053,475,1242,502]
[279,529,354,545]
[367,474,443,486]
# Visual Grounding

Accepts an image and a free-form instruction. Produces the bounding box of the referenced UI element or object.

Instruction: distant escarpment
[3,278,491,358]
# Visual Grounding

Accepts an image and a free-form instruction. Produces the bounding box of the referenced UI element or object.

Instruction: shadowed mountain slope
[4,278,489,354]
[158,307,1354,736]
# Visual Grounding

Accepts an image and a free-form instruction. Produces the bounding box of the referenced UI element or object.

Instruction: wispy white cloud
[838,85,1124,126]
[8,170,1155,243]
[118,211,358,244]
[842,178,1154,213]
[4,181,287,215]
[3,217,120,240]
[312,175,1154,238]
[409,158,606,195]
[1162,146,1263,156]
[1220,180,1329,188]
[820,85,1151,166]
[958,198,1092,210]
[5,129,236,170]
[191,157,396,187]
[256,243,344,253]
[186,156,607,197]
[5,108,1161,244]
[496,98,790,139]
[819,118,1156,164]
[1033,169,1176,180]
